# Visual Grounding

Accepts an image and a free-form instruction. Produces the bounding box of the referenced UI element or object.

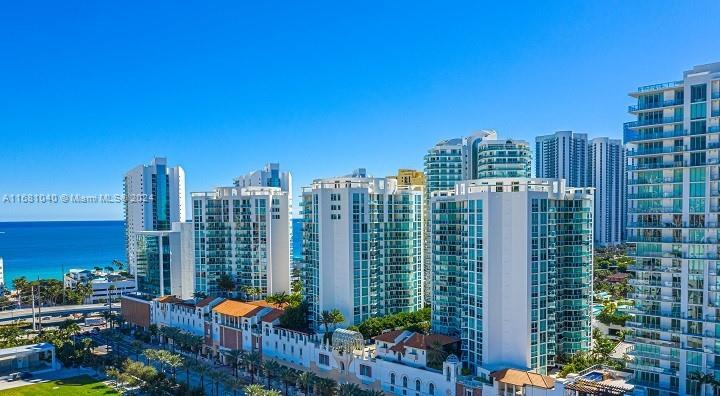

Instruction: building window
[415,380,421,391]
[403,376,408,388]
[429,384,435,395]
[319,353,329,366]
[391,373,395,385]
[360,364,372,377]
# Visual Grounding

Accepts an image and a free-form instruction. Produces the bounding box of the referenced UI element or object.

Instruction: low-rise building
[151,295,223,336]
[0,343,59,377]
[65,269,137,303]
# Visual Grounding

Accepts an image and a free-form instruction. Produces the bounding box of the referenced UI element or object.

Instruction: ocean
[0,220,126,285]
[0,219,304,288]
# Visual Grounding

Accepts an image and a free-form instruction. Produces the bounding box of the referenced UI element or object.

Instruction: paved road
[0,303,119,322]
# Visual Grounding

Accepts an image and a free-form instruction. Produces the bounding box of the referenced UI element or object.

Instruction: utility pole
[30,284,36,331]
[61,262,66,306]
[37,278,43,332]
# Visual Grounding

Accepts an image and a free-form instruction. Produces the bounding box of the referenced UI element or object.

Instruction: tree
[227,378,244,396]
[280,366,298,396]
[245,384,269,396]
[112,259,124,272]
[267,291,291,308]
[208,370,227,396]
[363,390,385,396]
[149,324,159,343]
[225,349,243,378]
[320,311,334,335]
[338,383,362,396]
[330,309,345,329]
[262,359,281,388]
[195,361,209,392]
[130,340,143,361]
[297,371,317,396]
[12,277,29,308]
[426,340,449,369]
[280,301,310,331]
[243,351,263,384]
[165,352,183,382]
[291,279,303,294]
[315,378,338,396]
[688,371,720,396]
[217,274,236,297]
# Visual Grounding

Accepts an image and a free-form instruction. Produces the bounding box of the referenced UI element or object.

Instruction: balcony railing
[634,116,684,127]
[628,99,684,112]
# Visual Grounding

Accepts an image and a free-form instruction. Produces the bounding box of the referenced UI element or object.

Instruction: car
[18,372,32,380]
[92,327,100,333]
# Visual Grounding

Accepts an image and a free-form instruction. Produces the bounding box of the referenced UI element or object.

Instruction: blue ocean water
[0,221,126,285]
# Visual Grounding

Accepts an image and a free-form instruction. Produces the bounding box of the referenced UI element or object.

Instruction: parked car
[19,372,32,380]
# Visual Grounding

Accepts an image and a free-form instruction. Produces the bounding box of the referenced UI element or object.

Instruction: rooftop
[0,342,55,356]
[213,300,265,318]
[490,368,555,390]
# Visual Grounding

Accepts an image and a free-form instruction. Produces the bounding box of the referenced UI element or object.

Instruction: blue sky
[1,1,719,221]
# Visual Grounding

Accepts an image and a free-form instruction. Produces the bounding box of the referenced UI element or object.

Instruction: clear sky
[1,1,719,221]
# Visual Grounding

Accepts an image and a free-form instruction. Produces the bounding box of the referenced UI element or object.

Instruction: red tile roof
[372,330,405,343]
[155,295,184,304]
[261,308,285,323]
[196,296,218,307]
[490,368,555,389]
[213,300,264,318]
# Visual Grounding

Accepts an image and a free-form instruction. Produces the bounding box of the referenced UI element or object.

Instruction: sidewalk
[0,367,97,391]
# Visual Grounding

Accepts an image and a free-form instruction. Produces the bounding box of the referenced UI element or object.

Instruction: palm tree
[315,378,338,396]
[195,361,209,393]
[320,311,334,335]
[426,340,448,369]
[243,351,263,384]
[131,340,144,360]
[338,383,362,396]
[363,390,385,396]
[208,370,226,396]
[296,371,317,396]
[217,274,236,297]
[111,259,124,272]
[166,353,184,382]
[245,384,268,396]
[687,371,719,396]
[280,367,298,396]
[143,348,159,368]
[267,291,290,308]
[262,359,281,388]
[225,349,243,377]
[149,324,159,343]
[227,377,244,396]
[330,309,345,329]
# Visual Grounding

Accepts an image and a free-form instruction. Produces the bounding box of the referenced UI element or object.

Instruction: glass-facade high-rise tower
[124,157,186,277]
[301,169,424,328]
[430,178,593,375]
[626,62,720,396]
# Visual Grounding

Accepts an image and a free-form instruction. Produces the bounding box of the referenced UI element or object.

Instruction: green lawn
[0,375,118,395]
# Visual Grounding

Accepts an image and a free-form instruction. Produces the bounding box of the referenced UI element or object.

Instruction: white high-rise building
[536,132,626,246]
[588,137,626,246]
[135,222,195,299]
[430,178,594,374]
[302,169,424,328]
[192,184,291,299]
[535,131,589,187]
[626,62,720,396]
[124,157,186,275]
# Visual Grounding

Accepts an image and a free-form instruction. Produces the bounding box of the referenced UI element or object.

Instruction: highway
[0,303,119,322]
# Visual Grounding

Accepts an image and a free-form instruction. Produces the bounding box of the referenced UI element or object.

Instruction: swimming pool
[592,304,604,316]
